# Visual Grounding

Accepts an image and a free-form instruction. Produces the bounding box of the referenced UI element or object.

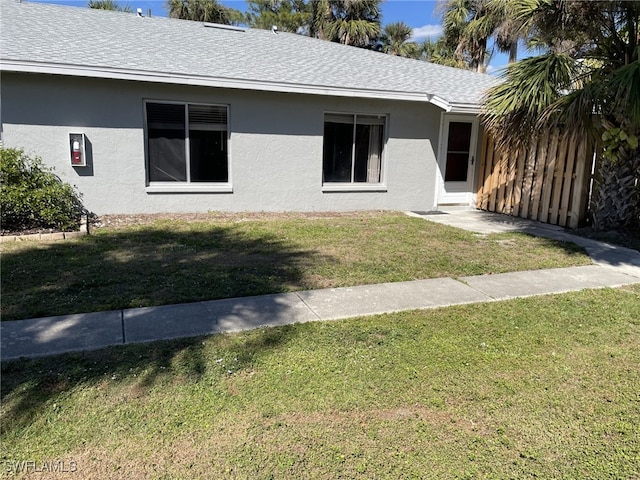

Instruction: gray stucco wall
[1,72,442,214]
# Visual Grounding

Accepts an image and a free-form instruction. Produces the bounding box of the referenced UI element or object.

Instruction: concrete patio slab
[408,209,565,235]
[1,311,123,361]
[411,209,640,278]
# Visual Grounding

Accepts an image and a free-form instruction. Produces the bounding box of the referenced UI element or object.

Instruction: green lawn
[2,286,639,478]
[1,212,590,321]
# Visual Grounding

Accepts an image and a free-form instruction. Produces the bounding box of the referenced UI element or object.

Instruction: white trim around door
[436,113,479,207]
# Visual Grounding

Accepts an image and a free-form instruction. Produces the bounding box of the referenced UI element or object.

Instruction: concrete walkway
[408,209,640,277]
[3,209,639,361]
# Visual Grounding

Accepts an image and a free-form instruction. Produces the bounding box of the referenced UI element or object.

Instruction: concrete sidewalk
[3,210,639,361]
[408,209,640,277]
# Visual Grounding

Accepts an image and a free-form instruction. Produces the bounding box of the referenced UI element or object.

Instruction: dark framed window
[323,113,385,184]
[146,102,228,183]
[444,121,472,182]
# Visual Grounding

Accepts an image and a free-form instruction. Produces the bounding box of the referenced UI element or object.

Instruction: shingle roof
[0,0,498,111]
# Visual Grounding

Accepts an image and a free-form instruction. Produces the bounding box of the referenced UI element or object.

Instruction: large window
[146,102,228,184]
[322,113,385,184]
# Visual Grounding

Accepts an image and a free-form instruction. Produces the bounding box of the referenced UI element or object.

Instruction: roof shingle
[0,0,498,109]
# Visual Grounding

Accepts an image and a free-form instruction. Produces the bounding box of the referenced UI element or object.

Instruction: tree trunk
[477,37,487,73]
[591,146,640,230]
[509,42,517,63]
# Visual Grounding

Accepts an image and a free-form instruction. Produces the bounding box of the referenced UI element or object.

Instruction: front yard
[0,211,590,321]
[2,286,639,478]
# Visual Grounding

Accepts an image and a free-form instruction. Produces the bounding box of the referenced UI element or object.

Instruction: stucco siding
[1,72,442,214]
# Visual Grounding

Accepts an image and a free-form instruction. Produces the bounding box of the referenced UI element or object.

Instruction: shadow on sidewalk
[1,223,331,431]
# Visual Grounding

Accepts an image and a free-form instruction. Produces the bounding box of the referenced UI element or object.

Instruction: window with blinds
[146,102,228,184]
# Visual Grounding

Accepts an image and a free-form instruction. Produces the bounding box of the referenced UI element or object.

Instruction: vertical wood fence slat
[488,138,500,212]
[558,132,579,227]
[479,134,494,210]
[511,145,527,217]
[504,145,518,215]
[497,150,508,213]
[519,140,538,218]
[477,130,596,229]
[484,135,496,210]
[568,135,590,228]
[548,131,569,225]
[530,132,549,221]
[539,131,559,224]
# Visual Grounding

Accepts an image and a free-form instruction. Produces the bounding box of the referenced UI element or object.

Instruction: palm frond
[540,59,640,141]
[482,52,579,146]
[605,60,640,131]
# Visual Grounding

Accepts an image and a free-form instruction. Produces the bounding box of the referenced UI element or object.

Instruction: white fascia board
[428,95,452,112]
[0,60,436,103]
[448,102,481,114]
[428,95,481,114]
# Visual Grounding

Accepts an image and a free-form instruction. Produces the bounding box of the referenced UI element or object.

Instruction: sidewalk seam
[293,292,323,321]
[121,310,126,344]
[452,277,497,301]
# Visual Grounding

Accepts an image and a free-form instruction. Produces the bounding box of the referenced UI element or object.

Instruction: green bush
[0,148,84,232]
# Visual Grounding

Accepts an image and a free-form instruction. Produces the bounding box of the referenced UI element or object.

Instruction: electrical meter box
[69,133,86,167]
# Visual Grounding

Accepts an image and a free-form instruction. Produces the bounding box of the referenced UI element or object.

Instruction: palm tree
[439,0,528,71]
[380,22,420,58]
[309,0,332,40]
[88,0,132,12]
[245,0,310,33]
[440,0,493,72]
[167,0,241,25]
[420,38,463,67]
[313,0,382,48]
[482,0,640,230]
[490,0,524,64]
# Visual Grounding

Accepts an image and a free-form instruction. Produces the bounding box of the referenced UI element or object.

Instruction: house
[0,0,498,214]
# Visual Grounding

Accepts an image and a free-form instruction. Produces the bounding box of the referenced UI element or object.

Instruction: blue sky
[29,0,509,72]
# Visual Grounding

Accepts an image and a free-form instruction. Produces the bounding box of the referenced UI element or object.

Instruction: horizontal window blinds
[324,113,385,126]
[146,103,185,130]
[189,105,227,131]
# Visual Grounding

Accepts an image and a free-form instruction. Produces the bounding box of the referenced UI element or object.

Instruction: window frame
[143,99,232,193]
[321,112,388,192]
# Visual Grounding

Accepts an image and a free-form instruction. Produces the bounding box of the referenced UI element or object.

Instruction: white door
[438,115,479,206]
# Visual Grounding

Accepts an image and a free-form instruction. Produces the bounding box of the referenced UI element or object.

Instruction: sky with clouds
[409,24,443,42]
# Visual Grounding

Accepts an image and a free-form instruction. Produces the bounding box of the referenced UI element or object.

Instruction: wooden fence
[476,130,596,228]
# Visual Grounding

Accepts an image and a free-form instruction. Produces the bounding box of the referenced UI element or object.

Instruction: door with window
[438,115,479,205]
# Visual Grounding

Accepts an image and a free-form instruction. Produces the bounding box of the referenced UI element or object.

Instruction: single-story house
[0,0,498,214]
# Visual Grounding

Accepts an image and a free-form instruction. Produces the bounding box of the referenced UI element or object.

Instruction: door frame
[435,113,480,207]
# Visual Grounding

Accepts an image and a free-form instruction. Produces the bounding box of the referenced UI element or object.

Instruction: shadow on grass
[1,324,298,435]
[1,225,330,434]
[1,225,330,321]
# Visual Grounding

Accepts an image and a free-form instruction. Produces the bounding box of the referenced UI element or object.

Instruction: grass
[2,285,639,478]
[0,212,590,321]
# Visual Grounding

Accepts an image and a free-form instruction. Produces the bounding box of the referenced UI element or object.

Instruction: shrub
[0,148,84,232]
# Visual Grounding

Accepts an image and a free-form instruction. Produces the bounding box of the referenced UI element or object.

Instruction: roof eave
[429,95,481,114]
